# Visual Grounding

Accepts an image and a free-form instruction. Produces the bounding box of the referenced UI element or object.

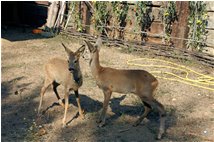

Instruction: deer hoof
[58,99,65,107]
[62,123,67,128]
[37,112,41,117]
[79,109,85,120]
[156,131,164,140]
[79,114,85,120]
[62,119,67,128]
[37,111,45,118]
[156,135,162,140]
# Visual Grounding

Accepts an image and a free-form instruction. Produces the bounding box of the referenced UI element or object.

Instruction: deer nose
[69,67,75,72]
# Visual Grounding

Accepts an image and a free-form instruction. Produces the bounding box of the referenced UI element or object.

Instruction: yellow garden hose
[127,58,214,92]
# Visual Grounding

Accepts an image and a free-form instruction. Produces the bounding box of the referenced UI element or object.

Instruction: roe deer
[84,38,166,139]
[38,43,85,127]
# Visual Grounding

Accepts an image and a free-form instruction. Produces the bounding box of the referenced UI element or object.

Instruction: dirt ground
[1,28,214,142]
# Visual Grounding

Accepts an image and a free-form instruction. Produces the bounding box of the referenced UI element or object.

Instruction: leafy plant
[135,1,153,42]
[112,2,129,27]
[161,2,177,44]
[92,2,111,35]
[187,1,208,51]
[69,2,83,32]
[112,2,129,38]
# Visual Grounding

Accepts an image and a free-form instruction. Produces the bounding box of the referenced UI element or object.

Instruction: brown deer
[38,43,85,127]
[84,38,166,139]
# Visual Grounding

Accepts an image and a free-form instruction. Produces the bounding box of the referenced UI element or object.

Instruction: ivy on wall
[135,1,153,42]
[187,1,208,51]
[112,2,129,27]
[92,2,111,35]
[69,2,83,32]
[161,1,177,44]
[112,1,129,38]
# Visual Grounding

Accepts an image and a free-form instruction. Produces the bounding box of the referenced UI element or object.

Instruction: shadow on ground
[53,98,205,142]
[1,76,41,141]
[1,77,179,141]
[1,26,49,42]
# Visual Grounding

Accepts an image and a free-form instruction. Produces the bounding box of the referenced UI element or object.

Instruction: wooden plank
[171,1,190,48]
[205,2,214,11]
[82,2,91,33]
[149,22,163,35]
[207,12,214,29]
[207,30,214,47]
[152,7,162,21]
[203,46,214,56]
[46,2,59,28]
[152,1,162,6]
[35,1,50,6]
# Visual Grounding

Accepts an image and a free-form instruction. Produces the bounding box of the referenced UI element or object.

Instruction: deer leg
[133,101,151,126]
[74,90,85,120]
[98,89,112,127]
[38,79,52,115]
[143,98,166,140]
[53,81,64,107]
[62,89,69,127]
[153,99,166,140]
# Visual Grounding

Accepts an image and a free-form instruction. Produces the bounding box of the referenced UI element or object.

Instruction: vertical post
[46,2,59,28]
[82,2,91,33]
[171,1,190,48]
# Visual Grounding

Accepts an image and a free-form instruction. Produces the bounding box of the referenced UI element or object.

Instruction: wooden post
[171,1,190,48]
[81,2,91,33]
[46,2,59,28]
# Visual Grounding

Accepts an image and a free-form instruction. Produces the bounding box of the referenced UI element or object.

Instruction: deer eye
[73,60,77,64]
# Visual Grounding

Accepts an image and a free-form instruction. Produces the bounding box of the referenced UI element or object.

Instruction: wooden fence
[64,1,214,55]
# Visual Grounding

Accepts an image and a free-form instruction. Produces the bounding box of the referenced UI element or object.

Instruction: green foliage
[93,2,111,35]
[135,1,153,41]
[69,2,83,32]
[187,2,208,51]
[112,2,129,27]
[162,2,177,43]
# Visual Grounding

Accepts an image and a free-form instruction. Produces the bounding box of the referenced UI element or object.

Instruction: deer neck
[90,51,102,78]
[72,64,83,86]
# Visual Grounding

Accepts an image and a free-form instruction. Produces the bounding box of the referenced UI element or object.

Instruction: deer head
[84,37,102,54]
[61,43,85,72]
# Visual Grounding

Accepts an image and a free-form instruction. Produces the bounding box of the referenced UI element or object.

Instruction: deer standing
[84,38,166,139]
[38,43,85,127]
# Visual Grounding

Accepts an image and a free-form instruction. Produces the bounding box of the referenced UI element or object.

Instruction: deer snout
[68,67,75,72]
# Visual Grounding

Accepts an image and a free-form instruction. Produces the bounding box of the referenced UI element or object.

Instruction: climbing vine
[161,2,177,44]
[69,2,83,32]
[135,1,153,42]
[187,1,208,51]
[112,1,129,38]
[92,2,111,35]
[112,2,129,27]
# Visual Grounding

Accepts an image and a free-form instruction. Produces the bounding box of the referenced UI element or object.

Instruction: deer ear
[95,37,102,47]
[94,37,102,51]
[75,45,85,57]
[61,43,73,55]
[84,40,96,53]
